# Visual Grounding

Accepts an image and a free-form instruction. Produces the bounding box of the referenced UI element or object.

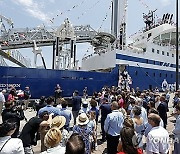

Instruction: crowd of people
[0,85,180,154]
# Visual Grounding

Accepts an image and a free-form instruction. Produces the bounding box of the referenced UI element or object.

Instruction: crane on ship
[0,14,116,70]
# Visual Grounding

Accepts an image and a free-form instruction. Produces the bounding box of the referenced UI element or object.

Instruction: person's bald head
[111,101,119,110]
[148,113,161,127]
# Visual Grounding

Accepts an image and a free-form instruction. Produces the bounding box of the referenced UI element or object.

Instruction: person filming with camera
[1,101,25,138]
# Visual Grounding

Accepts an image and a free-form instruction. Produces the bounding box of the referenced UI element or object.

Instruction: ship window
[162,51,164,55]
[153,61,156,65]
[135,71,138,76]
[153,73,155,77]
[88,78,93,80]
[165,74,167,77]
[146,72,148,76]
[157,50,159,54]
[167,52,169,56]
[143,48,146,52]
[172,54,174,57]
[148,33,152,38]
[152,48,154,53]
[160,73,162,77]
[146,59,148,63]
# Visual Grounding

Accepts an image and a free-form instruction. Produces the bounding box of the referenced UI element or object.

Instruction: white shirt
[0,136,24,154]
[146,126,169,154]
[0,92,5,103]
[41,145,65,154]
[173,115,180,139]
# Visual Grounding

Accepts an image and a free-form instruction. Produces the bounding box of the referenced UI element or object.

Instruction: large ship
[0,0,179,98]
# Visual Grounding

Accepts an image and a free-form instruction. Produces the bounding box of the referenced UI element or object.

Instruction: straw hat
[76,113,89,125]
[51,116,66,129]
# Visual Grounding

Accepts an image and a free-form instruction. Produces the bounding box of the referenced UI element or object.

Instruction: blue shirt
[173,115,180,139]
[60,108,72,126]
[104,110,124,136]
[38,105,61,116]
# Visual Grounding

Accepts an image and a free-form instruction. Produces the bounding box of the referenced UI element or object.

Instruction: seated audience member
[65,133,85,154]
[117,127,143,154]
[0,119,24,154]
[41,127,65,154]
[19,111,52,154]
[146,113,169,154]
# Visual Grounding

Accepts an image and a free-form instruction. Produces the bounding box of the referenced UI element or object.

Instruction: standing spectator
[72,90,82,125]
[83,87,88,99]
[0,119,24,154]
[89,99,99,124]
[104,101,124,154]
[1,101,25,137]
[99,97,111,142]
[24,86,31,110]
[117,127,143,154]
[38,96,61,117]
[79,101,89,114]
[146,113,169,154]
[7,89,16,103]
[41,127,65,154]
[73,113,92,154]
[60,100,72,131]
[173,93,180,108]
[51,116,69,147]
[88,111,97,151]
[54,84,63,105]
[0,89,6,114]
[19,111,52,154]
[65,133,85,154]
[172,103,180,154]
[145,108,164,137]
[35,96,47,116]
[157,96,168,128]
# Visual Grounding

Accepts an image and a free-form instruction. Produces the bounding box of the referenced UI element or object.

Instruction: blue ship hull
[0,66,119,98]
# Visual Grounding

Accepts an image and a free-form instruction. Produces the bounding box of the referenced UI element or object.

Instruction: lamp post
[175,0,179,91]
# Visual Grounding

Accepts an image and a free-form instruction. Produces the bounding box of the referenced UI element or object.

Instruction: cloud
[13,0,50,22]
[159,0,171,7]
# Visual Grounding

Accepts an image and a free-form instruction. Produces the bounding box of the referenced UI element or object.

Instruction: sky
[0,0,177,68]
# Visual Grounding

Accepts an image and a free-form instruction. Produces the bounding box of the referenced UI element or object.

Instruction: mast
[176,0,179,91]
[111,0,127,48]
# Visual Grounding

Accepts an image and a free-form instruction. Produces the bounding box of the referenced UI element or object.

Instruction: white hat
[130,95,137,101]
[76,113,89,125]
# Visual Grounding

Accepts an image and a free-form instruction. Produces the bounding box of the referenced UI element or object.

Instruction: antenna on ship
[143,9,157,31]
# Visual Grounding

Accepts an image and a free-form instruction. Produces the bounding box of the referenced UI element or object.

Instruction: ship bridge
[152,27,180,46]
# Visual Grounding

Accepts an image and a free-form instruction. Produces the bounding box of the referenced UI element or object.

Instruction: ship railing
[0,25,97,50]
[3,50,31,68]
[0,55,7,66]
